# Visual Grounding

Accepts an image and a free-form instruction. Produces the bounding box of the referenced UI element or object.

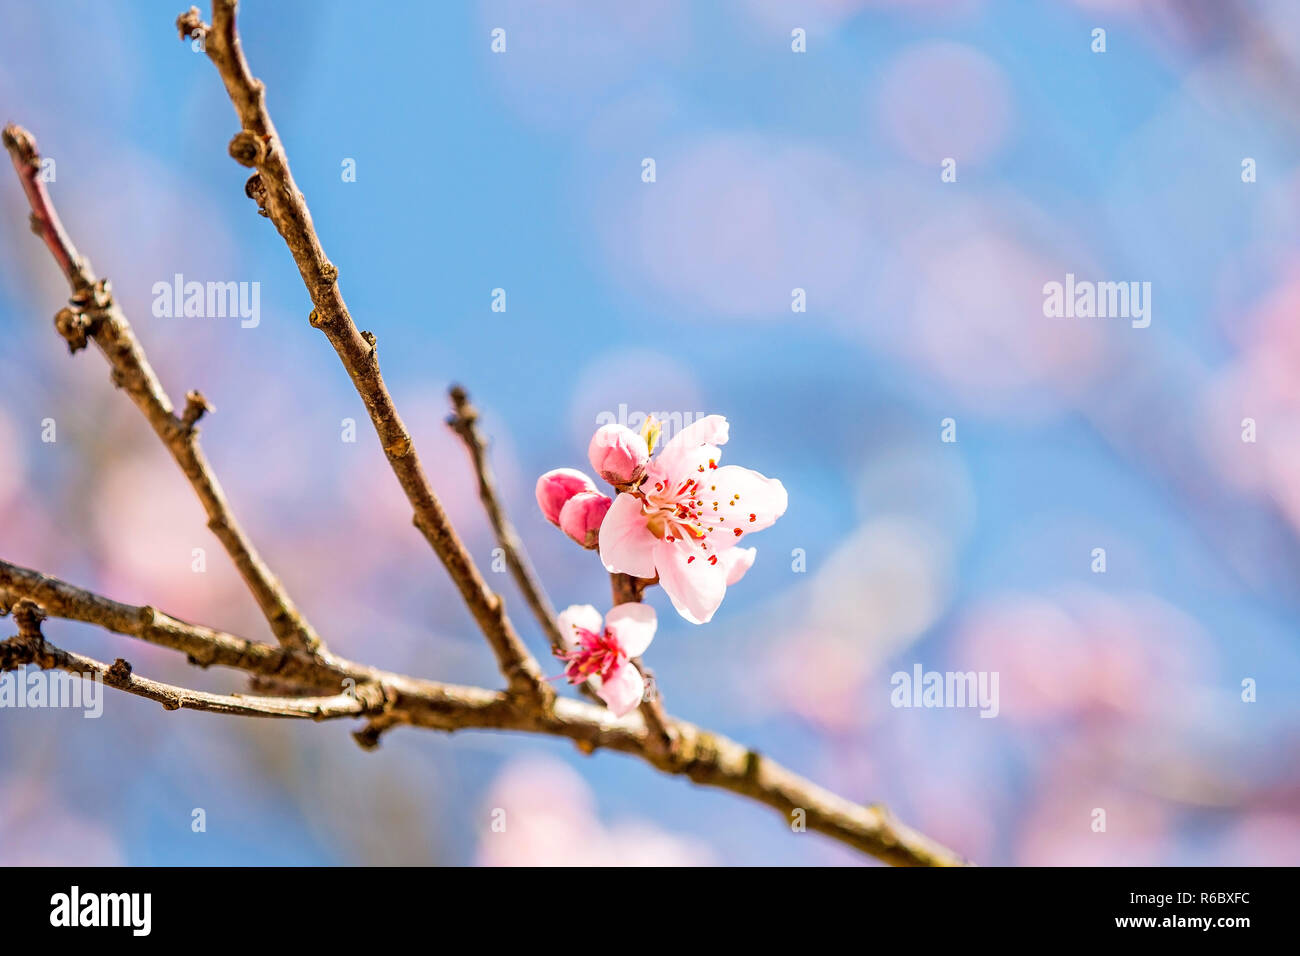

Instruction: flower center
[640,464,746,558]
[557,627,625,684]
[643,476,707,543]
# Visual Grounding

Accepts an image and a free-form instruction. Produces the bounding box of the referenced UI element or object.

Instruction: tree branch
[176,1,548,705]
[0,557,967,866]
[446,385,606,706]
[1,122,323,655]
[446,385,564,653]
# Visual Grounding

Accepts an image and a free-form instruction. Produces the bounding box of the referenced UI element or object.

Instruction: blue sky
[2,0,1299,865]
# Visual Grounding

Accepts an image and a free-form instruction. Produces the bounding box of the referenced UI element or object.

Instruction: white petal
[655,415,728,476]
[556,604,603,648]
[709,467,787,538]
[604,602,657,658]
[597,661,645,718]
[597,493,659,579]
[719,546,756,586]
[653,540,727,625]
[661,415,729,457]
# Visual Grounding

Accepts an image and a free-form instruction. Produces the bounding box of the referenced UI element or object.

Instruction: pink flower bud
[535,468,597,526]
[587,424,650,486]
[559,491,612,549]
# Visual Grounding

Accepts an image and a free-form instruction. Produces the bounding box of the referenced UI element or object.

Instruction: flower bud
[559,491,612,549]
[535,468,597,526]
[587,424,650,486]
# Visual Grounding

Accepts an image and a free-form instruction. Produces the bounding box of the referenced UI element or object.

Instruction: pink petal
[556,604,603,648]
[710,466,787,536]
[604,602,657,658]
[661,414,729,457]
[653,539,727,625]
[596,661,645,717]
[654,415,728,476]
[535,468,598,525]
[598,492,659,578]
[719,546,756,586]
[642,442,718,495]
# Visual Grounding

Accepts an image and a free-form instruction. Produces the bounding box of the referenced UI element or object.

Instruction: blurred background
[2,0,1300,865]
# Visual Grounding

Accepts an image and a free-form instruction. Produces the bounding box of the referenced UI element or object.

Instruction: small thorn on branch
[175,6,207,42]
[179,390,213,433]
[352,712,401,751]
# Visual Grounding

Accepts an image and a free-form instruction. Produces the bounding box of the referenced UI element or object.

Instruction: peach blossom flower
[556,603,656,716]
[598,416,786,623]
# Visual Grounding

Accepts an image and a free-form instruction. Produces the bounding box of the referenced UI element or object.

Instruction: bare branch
[446,385,606,705]
[0,557,967,866]
[180,1,549,705]
[446,385,564,652]
[1,122,323,655]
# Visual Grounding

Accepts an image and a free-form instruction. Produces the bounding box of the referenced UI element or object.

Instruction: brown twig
[1,122,322,655]
[446,385,604,705]
[0,557,967,866]
[179,1,548,706]
[445,385,564,652]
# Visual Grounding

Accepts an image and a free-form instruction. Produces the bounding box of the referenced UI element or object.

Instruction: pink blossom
[558,491,612,549]
[535,467,597,526]
[588,423,650,486]
[555,603,656,716]
[598,415,786,623]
